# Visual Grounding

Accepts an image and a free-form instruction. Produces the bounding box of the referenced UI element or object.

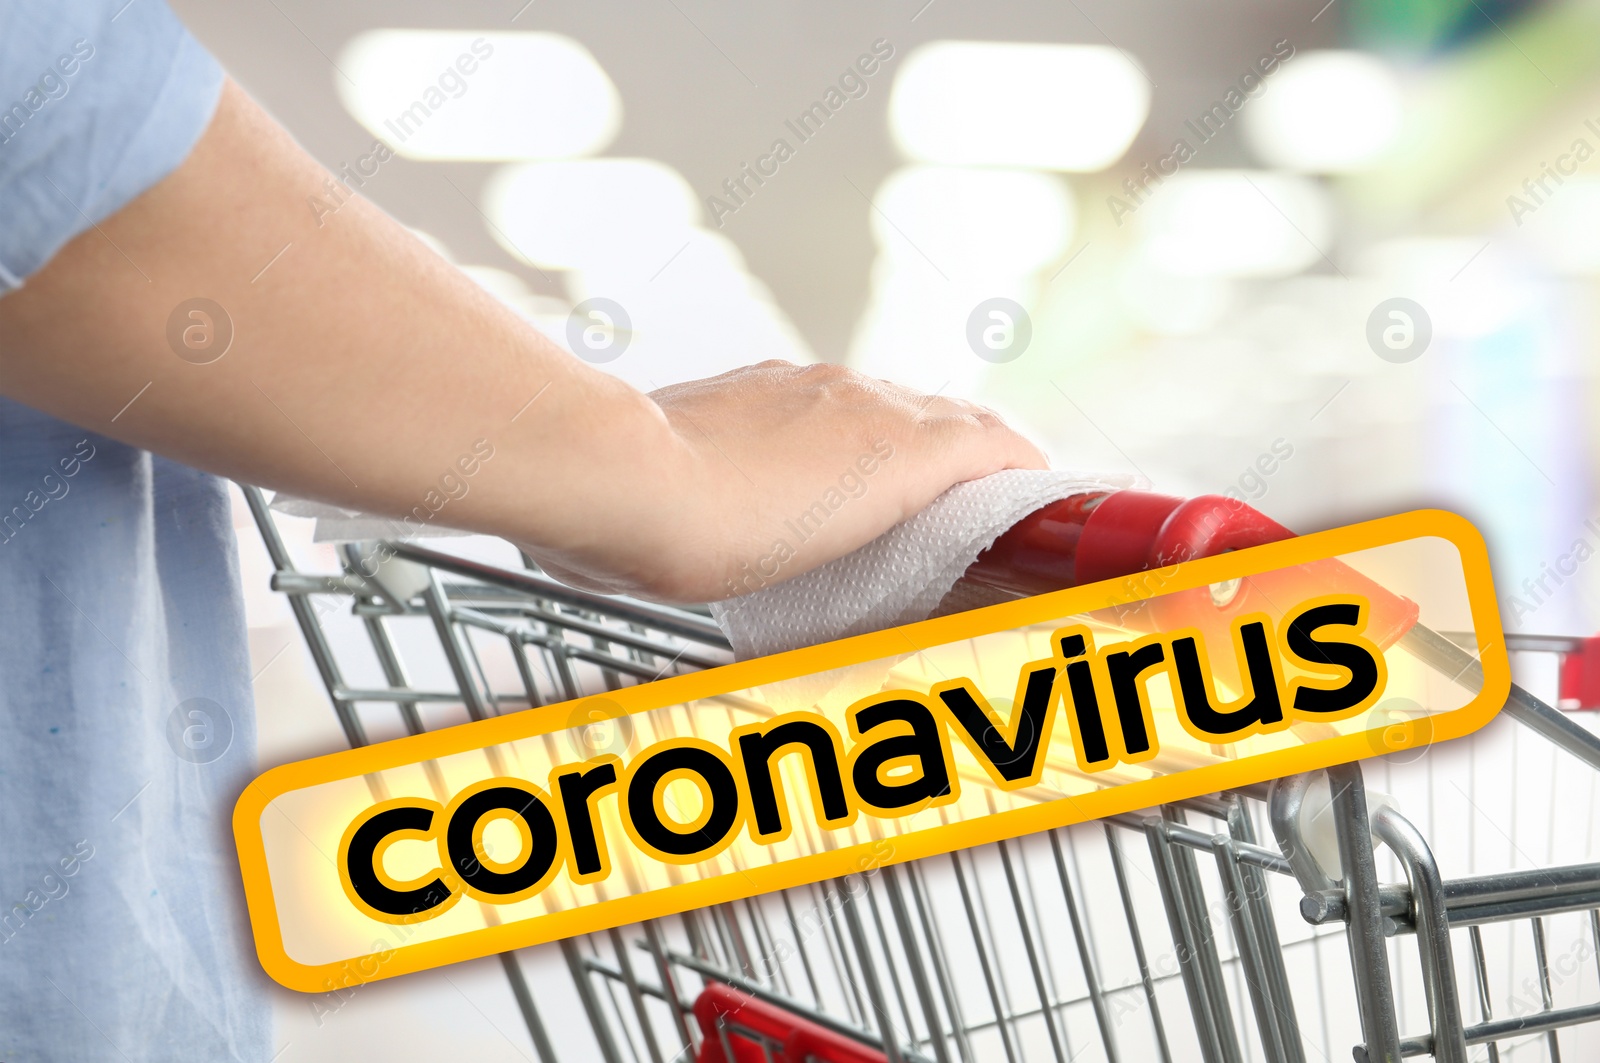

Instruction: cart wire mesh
[243,486,1600,1063]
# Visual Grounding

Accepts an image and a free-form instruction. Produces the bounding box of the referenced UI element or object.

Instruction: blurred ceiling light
[1137,171,1332,277]
[564,230,815,389]
[1358,238,1533,339]
[570,228,749,295]
[484,158,699,272]
[1516,178,1600,274]
[337,30,620,160]
[871,166,1074,277]
[889,41,1149,171]
[1242,51,1402,173]
[849,260,1037,393]
[1117,251,1233,336]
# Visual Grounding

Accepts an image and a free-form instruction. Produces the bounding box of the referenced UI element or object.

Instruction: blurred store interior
[166,0,1600,1056]
[175,0,1600,635]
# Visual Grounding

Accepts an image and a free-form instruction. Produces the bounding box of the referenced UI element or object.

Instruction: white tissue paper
[709,468,1139,711]
[710,468,1140,719]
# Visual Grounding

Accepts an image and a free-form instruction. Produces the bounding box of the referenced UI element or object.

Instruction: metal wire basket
[243,485,1600,1062]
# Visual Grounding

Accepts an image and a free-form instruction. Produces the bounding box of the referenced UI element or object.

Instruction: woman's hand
[529,362,1048,602]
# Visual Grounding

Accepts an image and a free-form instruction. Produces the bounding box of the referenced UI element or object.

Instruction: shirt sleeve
[0,0,223,290]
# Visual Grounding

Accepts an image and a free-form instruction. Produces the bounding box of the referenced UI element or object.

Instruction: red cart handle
[965,490,1420,650]
[966,491,1292,594]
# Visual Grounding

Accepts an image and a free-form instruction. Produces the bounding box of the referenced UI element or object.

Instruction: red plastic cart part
[1559,637,1600,711]
[964,490,1421,651]
[693,983,887,1063]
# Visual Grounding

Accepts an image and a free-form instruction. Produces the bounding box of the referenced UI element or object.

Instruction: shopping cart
[242,485,1600,1063]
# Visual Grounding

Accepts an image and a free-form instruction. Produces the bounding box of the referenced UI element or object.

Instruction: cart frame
[242,486,1600,1063]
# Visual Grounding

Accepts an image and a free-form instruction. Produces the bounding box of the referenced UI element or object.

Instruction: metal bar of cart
[245,485,1600,1063]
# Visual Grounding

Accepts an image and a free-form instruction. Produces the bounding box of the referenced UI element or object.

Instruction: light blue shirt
[0,2,269,1059]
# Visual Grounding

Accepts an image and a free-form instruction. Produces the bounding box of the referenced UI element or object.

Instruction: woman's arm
[0,81,1046,602]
